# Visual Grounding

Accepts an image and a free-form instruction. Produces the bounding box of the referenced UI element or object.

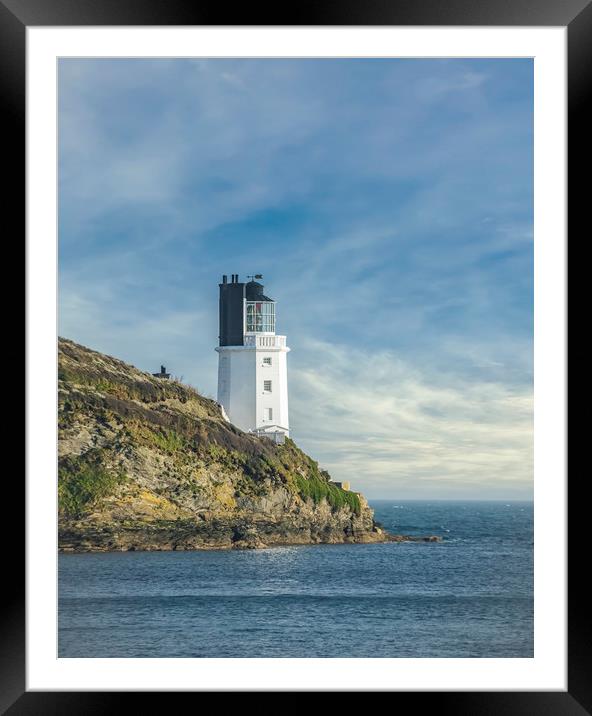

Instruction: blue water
[58,500,533,658]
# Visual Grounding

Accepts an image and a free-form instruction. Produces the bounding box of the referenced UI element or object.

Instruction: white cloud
[289,338,533,499]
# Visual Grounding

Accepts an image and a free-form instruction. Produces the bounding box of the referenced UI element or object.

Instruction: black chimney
[219,274,245,346]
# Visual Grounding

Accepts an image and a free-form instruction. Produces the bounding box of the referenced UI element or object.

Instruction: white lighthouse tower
[215,274,290,441]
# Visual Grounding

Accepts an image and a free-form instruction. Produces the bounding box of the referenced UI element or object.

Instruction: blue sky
[58,58,533,499]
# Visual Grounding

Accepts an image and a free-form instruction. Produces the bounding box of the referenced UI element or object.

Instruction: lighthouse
[215,274,290,441]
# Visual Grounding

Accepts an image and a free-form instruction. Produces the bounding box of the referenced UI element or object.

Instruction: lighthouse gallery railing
[244,335,286,348]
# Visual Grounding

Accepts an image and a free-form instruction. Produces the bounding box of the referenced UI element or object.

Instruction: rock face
[58,338,390,552]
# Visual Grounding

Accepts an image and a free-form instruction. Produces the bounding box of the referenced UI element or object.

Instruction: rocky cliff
[58,338,390,551]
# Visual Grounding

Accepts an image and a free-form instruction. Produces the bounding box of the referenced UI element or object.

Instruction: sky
[58,58,533,500]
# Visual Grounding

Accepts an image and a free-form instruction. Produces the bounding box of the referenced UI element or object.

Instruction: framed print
[11,0,585,710]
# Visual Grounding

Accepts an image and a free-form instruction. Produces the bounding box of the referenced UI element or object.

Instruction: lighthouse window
[263,357,272,365]
[265,408,273,421]
[246,301,275,333]
[263,380,272,392]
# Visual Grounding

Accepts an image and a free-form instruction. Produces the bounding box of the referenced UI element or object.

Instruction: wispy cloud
[290,339,533,499]
[415,70,488,103]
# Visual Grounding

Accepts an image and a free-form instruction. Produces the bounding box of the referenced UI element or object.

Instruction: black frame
[10,0,584,710]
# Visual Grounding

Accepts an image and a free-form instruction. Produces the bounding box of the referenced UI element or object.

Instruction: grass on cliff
[150,428,185,453]
[58,339,213,413]
[293,471,361,515]
[276,439,361,515]
[199,438,361,514]
[59,450,127,517]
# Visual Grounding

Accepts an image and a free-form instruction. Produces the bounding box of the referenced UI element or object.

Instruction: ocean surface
[58,500,533,658]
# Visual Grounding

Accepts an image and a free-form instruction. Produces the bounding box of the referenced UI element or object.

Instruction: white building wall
[216,347,257,433]
[216,338,290,436]
[255,347,289,433]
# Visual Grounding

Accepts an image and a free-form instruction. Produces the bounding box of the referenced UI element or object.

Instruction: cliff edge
[58,338,390,551]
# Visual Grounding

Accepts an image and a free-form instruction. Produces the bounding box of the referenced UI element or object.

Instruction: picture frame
[12,0,583,708]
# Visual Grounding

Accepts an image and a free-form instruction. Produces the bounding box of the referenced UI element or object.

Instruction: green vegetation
[293,471,361,515]
[256,438,363,514]
[151,429,185,453]
[93,379,121,395]
[58,449,127,517]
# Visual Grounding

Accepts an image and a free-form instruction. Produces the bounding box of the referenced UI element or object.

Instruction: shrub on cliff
[59,449,127,517]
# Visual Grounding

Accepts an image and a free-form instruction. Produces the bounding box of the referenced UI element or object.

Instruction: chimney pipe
[222,275,227,284]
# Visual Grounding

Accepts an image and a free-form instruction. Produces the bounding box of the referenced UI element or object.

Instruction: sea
[58,500,533,658]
